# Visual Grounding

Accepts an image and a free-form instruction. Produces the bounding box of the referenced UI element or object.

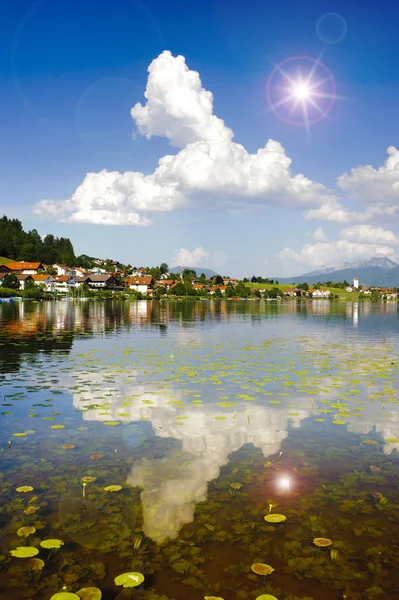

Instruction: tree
[182,268,196,279]
[160,263,169,275]
[1,274,19,289]
[224,284,235,298]
[213,275,224,285]
[297,282,309,291]
[169,281,187,295]
[235,282,250,298]
[251,276,257,283]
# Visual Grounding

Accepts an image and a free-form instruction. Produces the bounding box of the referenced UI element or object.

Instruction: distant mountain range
[277,257,399,287]
[169,266,219,278]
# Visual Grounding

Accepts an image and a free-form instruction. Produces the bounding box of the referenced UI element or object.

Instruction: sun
[266,56,338,129]
[292,81,311,100]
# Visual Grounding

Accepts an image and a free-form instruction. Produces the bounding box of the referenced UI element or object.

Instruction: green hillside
[0,256,10,263]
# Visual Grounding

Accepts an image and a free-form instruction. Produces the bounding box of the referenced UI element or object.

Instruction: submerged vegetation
[1,300,399,599]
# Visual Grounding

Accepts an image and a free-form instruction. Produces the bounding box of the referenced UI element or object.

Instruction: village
[0,260,398,300]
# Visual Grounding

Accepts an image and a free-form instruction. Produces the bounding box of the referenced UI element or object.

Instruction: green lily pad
[114,572,144,588]
[256,596,279,600]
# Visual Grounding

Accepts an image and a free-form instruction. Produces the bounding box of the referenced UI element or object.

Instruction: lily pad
[17,526,36,537]
[230,482,242,490]
[51,424,65,429]
[40,539,64,549]
[114,572,145,588]
[10,546,39,558]
[313,537,332,547]
[50,594,80,600]
[104,485,122,492]
[16,486,34,493]
[256,596,279,600]
[251,563,275,575]
[264,514,286,523]
[27,557,45,571]
[24,506,40,515]
[76,588,102,600]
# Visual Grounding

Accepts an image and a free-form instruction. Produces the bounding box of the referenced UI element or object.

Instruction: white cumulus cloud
[173,247,210,267]
[337,146,399,203]
[278,240,396,268]
[311,226,327,241]
[341,224,399,245]
[34,51,340,226]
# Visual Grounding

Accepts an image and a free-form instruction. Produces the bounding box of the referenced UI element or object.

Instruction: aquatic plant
[16,526,36,537]
[251,563,275,575]
[114,572,144,588]
[40,538,64,549]
[76,588,102,600]
[264,514,286,523]
[313,538,332,547]
[10,546,39,558]
[16,486,34,493]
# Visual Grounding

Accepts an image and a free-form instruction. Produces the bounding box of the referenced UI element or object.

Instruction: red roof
[31,274,52,281]
[6,262,42,271]
[127,276,153,285]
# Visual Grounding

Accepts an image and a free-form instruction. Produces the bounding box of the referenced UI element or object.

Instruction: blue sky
[1,0,399,276]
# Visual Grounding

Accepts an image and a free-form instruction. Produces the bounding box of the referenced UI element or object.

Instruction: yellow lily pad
[40,539,64,549]
[251,563,275,575]
[27,557,45,571]
[264,514,286,523]
[230,482,242,490]
[50,594,80,600]
[313,537,332,547]
[24,506,40,515]
[104,485,122,492]
[16,486,34,493]
[76,587,102,600]
[104,421,120,426]
[256,596,279,600]
[51,425,65,429]
[17,526,36,537]
[10,546,39,558]
[114,572,144,588]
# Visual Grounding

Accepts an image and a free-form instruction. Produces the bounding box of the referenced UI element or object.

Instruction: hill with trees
[0,216,76,265]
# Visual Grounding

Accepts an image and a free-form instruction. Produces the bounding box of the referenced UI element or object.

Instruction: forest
[0,215,76,265]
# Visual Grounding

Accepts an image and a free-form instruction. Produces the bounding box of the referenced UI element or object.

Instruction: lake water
[1,299,399,600]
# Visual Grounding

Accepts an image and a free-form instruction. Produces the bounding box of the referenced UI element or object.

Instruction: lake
[1,299,399,600]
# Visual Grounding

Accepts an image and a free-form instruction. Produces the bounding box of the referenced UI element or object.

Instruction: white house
[53,264,73,276]
[73,267,90,277]
[126,276,153,294]
[31,274,55,292]
[312,289,331,298]
[5,261,44,275]
[53,275,75,294]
